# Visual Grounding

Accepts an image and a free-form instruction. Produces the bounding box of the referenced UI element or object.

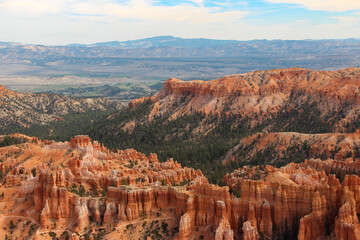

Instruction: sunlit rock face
[223,159,360,240]
[129,68,360,131]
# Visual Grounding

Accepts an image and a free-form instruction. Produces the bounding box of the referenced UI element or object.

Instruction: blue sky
[0,0,359,44]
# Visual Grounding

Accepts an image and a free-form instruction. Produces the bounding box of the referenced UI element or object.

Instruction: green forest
[87,100,352,184]
[2,98,357,184]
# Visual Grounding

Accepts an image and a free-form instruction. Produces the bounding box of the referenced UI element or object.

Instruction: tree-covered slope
[89,68,360,183]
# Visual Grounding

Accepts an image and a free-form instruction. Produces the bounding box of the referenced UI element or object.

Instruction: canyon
[1,134,360,239]
[2,67,360,239]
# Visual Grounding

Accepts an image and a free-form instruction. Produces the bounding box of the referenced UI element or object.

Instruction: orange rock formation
[128,68,360,130]
[222,131,360,164]
[223,159,360,240]
[2,134,360,239]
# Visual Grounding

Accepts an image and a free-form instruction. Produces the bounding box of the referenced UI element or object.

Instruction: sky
[0,0,359,45]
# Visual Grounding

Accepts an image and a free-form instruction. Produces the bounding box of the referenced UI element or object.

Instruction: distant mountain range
[86,35,243,48]
[1,36,360,59]
[67,36,360,49]
[1,36,360,82]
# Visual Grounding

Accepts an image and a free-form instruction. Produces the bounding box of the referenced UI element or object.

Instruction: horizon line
[1,35,360,47]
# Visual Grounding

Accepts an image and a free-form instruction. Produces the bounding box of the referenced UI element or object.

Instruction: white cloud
[0,0,359,44]
[0,0,66,14]
[188,0,204,7]
[0,0,250,44]
[0,0,249,23]
[332,16,356,22]
[331,12,360,26]
[264,0,360,12]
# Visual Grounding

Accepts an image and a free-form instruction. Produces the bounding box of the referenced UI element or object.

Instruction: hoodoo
[1,134,360,239]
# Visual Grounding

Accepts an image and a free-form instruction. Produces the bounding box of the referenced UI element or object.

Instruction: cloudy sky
[0,0,359,45]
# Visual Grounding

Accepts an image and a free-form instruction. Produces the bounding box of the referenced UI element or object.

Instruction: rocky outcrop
[139,68,360,129]
[335,187,360,240]
[128,96,149,108]
[242,221,258,240]
[70,135,92,148]
[298,192,327,240]
[74,198,90,232]
[179,196,195,240]
[215,217,234,240]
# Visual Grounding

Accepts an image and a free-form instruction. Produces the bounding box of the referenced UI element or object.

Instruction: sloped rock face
[0,85,18,96]
[223,131,360,164]
[127,68,360,130]
[0,85,122,128]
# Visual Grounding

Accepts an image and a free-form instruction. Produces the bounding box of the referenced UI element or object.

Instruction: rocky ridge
[0,86,122,129]
[129,68,360,131]
[222,130,360,164]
